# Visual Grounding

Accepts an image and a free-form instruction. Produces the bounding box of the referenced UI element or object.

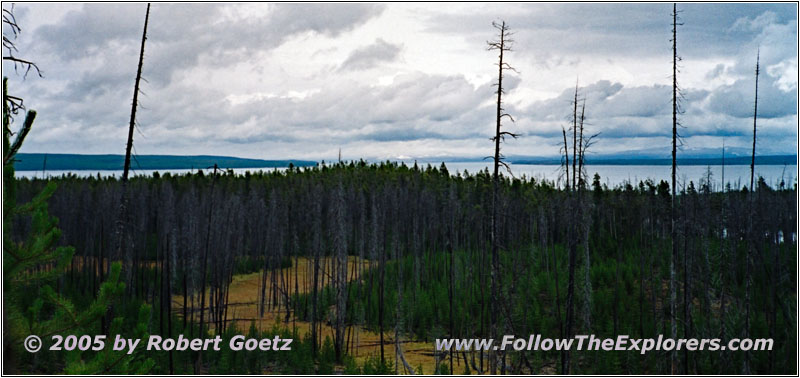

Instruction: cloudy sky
[3,3,797,161]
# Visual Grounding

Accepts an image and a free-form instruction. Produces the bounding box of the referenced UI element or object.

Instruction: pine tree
[3,77,153,374]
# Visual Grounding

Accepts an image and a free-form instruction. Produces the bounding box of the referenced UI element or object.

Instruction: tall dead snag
[332,180,348,363]
[311,185,322,357]
[562,85,591,374]
[719,141,727,370]
[749,49,759,194]
[577,100,593,333]
[487,20,518,375]
[123,3,149,181]
[378,197,386,365]
[114,3,150,281]
[447,184,456,375]
[104,4,150,341]
[744,48,759,375]
[572,81,579,190]
[562,128,570,190]
[196,164,218,373]
[669,3,681,374]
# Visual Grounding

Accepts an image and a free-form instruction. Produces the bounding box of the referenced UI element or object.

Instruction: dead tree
[572,81,579,190]
[562,128,570,190]
[447,184,456,375]
[311,185,322,357]
[196,164,218,372]
[749,49,760,194]
[332,180,348,363]
[102,4,149,337]
[122,3,149,182]
[562,87,595,374]
[669,4,682,373]
[744,48,759,375]
[114,2,150,280]
[577,100,593,332]
[2,6,43,79]
[487,20,518,375]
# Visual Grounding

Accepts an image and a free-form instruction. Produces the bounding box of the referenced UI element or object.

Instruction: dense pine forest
[3,3,798,376]
[7,162,797,374]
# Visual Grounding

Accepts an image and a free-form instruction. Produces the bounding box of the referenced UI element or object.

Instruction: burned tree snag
[114,2,149,261]
[123,3,149,182]
[487,20,518,375]
[669,3,682,373]
[749,49,759,195]
[196,163,218,372]
[744,48,759,375]
[572,81,579,191]
[563,128,570,190]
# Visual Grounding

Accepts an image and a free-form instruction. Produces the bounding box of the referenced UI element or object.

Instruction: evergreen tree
[3,76,154,373]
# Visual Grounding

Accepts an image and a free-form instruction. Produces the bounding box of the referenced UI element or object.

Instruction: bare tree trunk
[670,4,680,373]
[572,81,578,191]
[559,127,571,374]
[448,217,455,375]
[309,188,321,357]
[166,235,174,375]
[196,164,218,372]
[488,21,517,374]
[379,208,386,364]
[578,100,592,332]
[333,182,348,363]
[563,128,570,191]
[749,50,760,195]
[744,48,759,375]
[114,1,150,281]
[122,3,150,182]
[109,1,149,336]
[717,142,729,371]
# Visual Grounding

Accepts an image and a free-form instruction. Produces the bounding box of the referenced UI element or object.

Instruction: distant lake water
[442,162,797,191]
[15,162,797,191]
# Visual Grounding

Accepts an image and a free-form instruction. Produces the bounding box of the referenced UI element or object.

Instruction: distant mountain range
[12,152,796,171]
[13,154,317,171]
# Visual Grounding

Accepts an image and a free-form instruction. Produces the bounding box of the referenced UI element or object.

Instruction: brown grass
[171,256,445,374]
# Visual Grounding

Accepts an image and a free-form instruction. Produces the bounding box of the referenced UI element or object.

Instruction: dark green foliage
[9,160,797,375]
[360,354,393,374]
[4,76,154,374]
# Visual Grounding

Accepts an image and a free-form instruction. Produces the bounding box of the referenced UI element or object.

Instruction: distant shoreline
[12,153,797,171]
[510,155,797,166]
[13,153,317,171]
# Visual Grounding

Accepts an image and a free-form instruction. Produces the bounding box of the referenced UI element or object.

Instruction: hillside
[13,153,317,171]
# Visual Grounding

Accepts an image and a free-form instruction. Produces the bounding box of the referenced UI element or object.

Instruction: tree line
[4,3,796,375]
[9,159,796,374]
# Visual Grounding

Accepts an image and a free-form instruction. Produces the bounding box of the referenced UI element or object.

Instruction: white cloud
[2,3,796,161]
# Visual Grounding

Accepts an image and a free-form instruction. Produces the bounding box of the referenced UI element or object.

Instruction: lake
[14,162,797,191]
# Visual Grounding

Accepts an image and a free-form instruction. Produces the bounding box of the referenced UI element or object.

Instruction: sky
[2,3,797,161]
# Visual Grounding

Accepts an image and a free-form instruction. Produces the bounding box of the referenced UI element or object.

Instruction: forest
[3,3,798,376]
[6,161,797,374]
